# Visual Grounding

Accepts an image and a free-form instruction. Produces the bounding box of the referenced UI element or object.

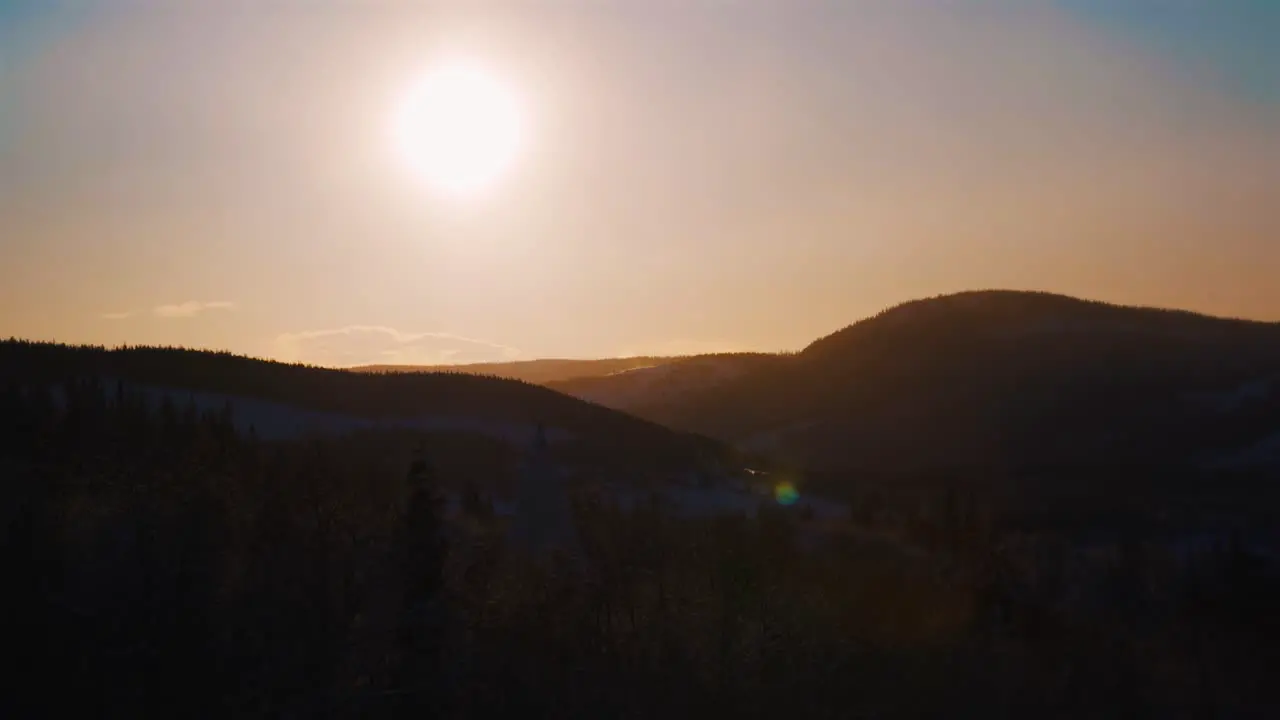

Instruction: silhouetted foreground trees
[3,377,1279,718]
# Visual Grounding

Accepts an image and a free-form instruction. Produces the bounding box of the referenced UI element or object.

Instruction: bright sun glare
[393,61,525,198]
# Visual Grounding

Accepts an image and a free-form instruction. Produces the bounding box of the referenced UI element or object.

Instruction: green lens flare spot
[774,482,799,506]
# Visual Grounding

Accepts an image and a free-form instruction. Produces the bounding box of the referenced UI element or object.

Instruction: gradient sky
[2,1,1277,366]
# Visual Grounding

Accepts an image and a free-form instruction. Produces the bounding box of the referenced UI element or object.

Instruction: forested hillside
[5,365,1280,717]
[0,340,731,473]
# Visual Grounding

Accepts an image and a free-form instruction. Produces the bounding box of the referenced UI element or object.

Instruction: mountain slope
[560,291,1280,473]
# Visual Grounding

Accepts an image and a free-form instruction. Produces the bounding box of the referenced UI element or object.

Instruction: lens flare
[774,481,799,506]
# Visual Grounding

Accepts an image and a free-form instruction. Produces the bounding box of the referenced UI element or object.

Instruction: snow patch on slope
[1187,376,1275,413]
[1210,430,1280,470]
[98,379,575,444]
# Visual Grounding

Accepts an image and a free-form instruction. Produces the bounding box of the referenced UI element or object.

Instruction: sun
[393,60,526,198]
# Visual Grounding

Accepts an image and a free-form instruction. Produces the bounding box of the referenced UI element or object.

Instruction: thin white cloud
[274,325,521,367]
[101,311,134,320]
[152,300,236,319]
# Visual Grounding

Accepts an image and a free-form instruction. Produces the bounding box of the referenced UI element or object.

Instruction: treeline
[4,376,1280,717]
[802,289,1280,360]
[0,338,595,416]
[354,356,683,385]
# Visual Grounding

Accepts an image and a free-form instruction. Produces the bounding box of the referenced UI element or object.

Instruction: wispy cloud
[101,311,134,321]
[274,325,521,367]
[152,300,236,319]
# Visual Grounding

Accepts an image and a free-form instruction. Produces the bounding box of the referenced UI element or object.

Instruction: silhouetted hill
[554,291,1280,474]
[0,340,734,473]
[545,352,784,409]
[351,356,683,384]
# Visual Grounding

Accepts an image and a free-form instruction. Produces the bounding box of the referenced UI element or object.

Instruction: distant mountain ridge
[350,356,685,384]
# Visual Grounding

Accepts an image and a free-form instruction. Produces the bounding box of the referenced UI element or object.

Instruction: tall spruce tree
[392,440,448,709]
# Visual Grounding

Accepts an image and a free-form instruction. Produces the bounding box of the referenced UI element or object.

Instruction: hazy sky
[2,1,1278,366]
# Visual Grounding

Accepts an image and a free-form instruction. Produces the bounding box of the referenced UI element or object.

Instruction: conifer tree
[393,441,448,707]
[402,441,446,602]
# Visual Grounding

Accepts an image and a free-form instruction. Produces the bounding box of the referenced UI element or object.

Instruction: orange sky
[2,2,1278,366]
